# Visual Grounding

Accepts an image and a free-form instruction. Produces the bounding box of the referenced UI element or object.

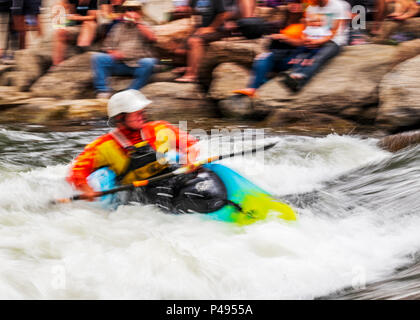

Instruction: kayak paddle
[52,140,278,204]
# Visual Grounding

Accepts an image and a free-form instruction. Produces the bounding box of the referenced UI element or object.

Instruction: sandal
[174,76,198,83]
[171,67,187,74]
[232,88,256,98]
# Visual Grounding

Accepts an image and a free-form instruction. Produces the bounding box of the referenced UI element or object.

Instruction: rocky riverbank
[0,16,419,137]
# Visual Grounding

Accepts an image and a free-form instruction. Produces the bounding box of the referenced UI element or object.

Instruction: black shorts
[11,0,41,16]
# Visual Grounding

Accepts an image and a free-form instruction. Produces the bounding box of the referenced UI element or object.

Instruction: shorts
[11,0,41,16]
[182,28,230,50]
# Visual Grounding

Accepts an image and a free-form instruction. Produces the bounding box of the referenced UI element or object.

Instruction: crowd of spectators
[0,0,418,98]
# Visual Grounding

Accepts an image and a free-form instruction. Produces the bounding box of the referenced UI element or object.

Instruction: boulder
[376,55,420,132]
[262,109,361,135]
[0,86,34,110]
[0,98,108,125]
[141,82,217,122]
[30,52,95,99]
[378,130,420,152]
[199,38,268,86]
[143,0,174,25]
[372,17,420,44]
[13,48,52,91]
[154,18,193,54]
[208,63,250,100]
[391,39,420,67]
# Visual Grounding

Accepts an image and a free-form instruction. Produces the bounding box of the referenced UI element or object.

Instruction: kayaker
[67,89,228,214]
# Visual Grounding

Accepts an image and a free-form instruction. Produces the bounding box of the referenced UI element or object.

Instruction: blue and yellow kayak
[203,163,296,225]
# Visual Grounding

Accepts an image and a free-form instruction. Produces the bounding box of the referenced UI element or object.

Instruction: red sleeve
[66,134,110,189]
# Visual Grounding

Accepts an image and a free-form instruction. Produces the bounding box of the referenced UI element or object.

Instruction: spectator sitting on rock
[232,0,305,97]
[91,0,157,99]
[52,0,98,67]
[288,13,332,67]
[372,0,419,35]
[174,0,237,83]
[285,0,351,91]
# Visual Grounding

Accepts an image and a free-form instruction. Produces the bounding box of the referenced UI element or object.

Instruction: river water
[0,125,419,299]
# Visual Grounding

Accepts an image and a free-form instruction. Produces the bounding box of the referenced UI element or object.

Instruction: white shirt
[306,0,351,46]
[304,26,333,40]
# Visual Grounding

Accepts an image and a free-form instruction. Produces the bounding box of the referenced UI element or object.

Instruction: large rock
[199,39,268,86]
[391,39,420,67]
[208,63,250,100]
[373,17,420,44]
[376,55,420,132]
[215,45,397,122]
[143,0,174,25]
[378,130,420,152]
[30,52,95,99]
[154,18,193,54]
[12,48,52,91]
[0,97,108,125]
[263,109,361,135]
[141,82,217,122]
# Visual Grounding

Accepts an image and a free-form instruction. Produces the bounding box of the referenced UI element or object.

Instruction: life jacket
[109,128,169,185]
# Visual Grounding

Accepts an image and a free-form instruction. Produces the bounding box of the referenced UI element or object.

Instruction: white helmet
[107,90,152,118]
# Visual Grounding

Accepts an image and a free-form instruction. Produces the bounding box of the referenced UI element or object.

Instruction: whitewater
[0,127,419,299]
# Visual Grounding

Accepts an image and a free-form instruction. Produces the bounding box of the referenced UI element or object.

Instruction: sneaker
[96,92,112,99]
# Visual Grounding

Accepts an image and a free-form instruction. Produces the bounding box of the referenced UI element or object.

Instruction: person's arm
[393,0,420,19]
[103,24,124,59]
[67,9,98,21]
[270,33,305,46]
[66,139,108,200]
[306,19,341,47]
[136,22,157,42]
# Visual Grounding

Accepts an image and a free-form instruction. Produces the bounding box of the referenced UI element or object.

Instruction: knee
[138,58,157,70]
[254,52,271,67]
[82,20,97,29]
[55,28,67,41]
[188,36,203,48]
[92,53,112,65]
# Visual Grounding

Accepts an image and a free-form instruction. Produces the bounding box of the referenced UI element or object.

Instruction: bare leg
[52,28,68,66]
[77,21,97,47]
[12,14,26,49]
[393,1,420,19]
[372,0,387,34]
[175,36,203,82]
[36,15,43,37]
[238,0,256,18]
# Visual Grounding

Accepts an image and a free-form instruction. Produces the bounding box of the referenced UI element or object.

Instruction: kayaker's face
[124,110,145,130]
